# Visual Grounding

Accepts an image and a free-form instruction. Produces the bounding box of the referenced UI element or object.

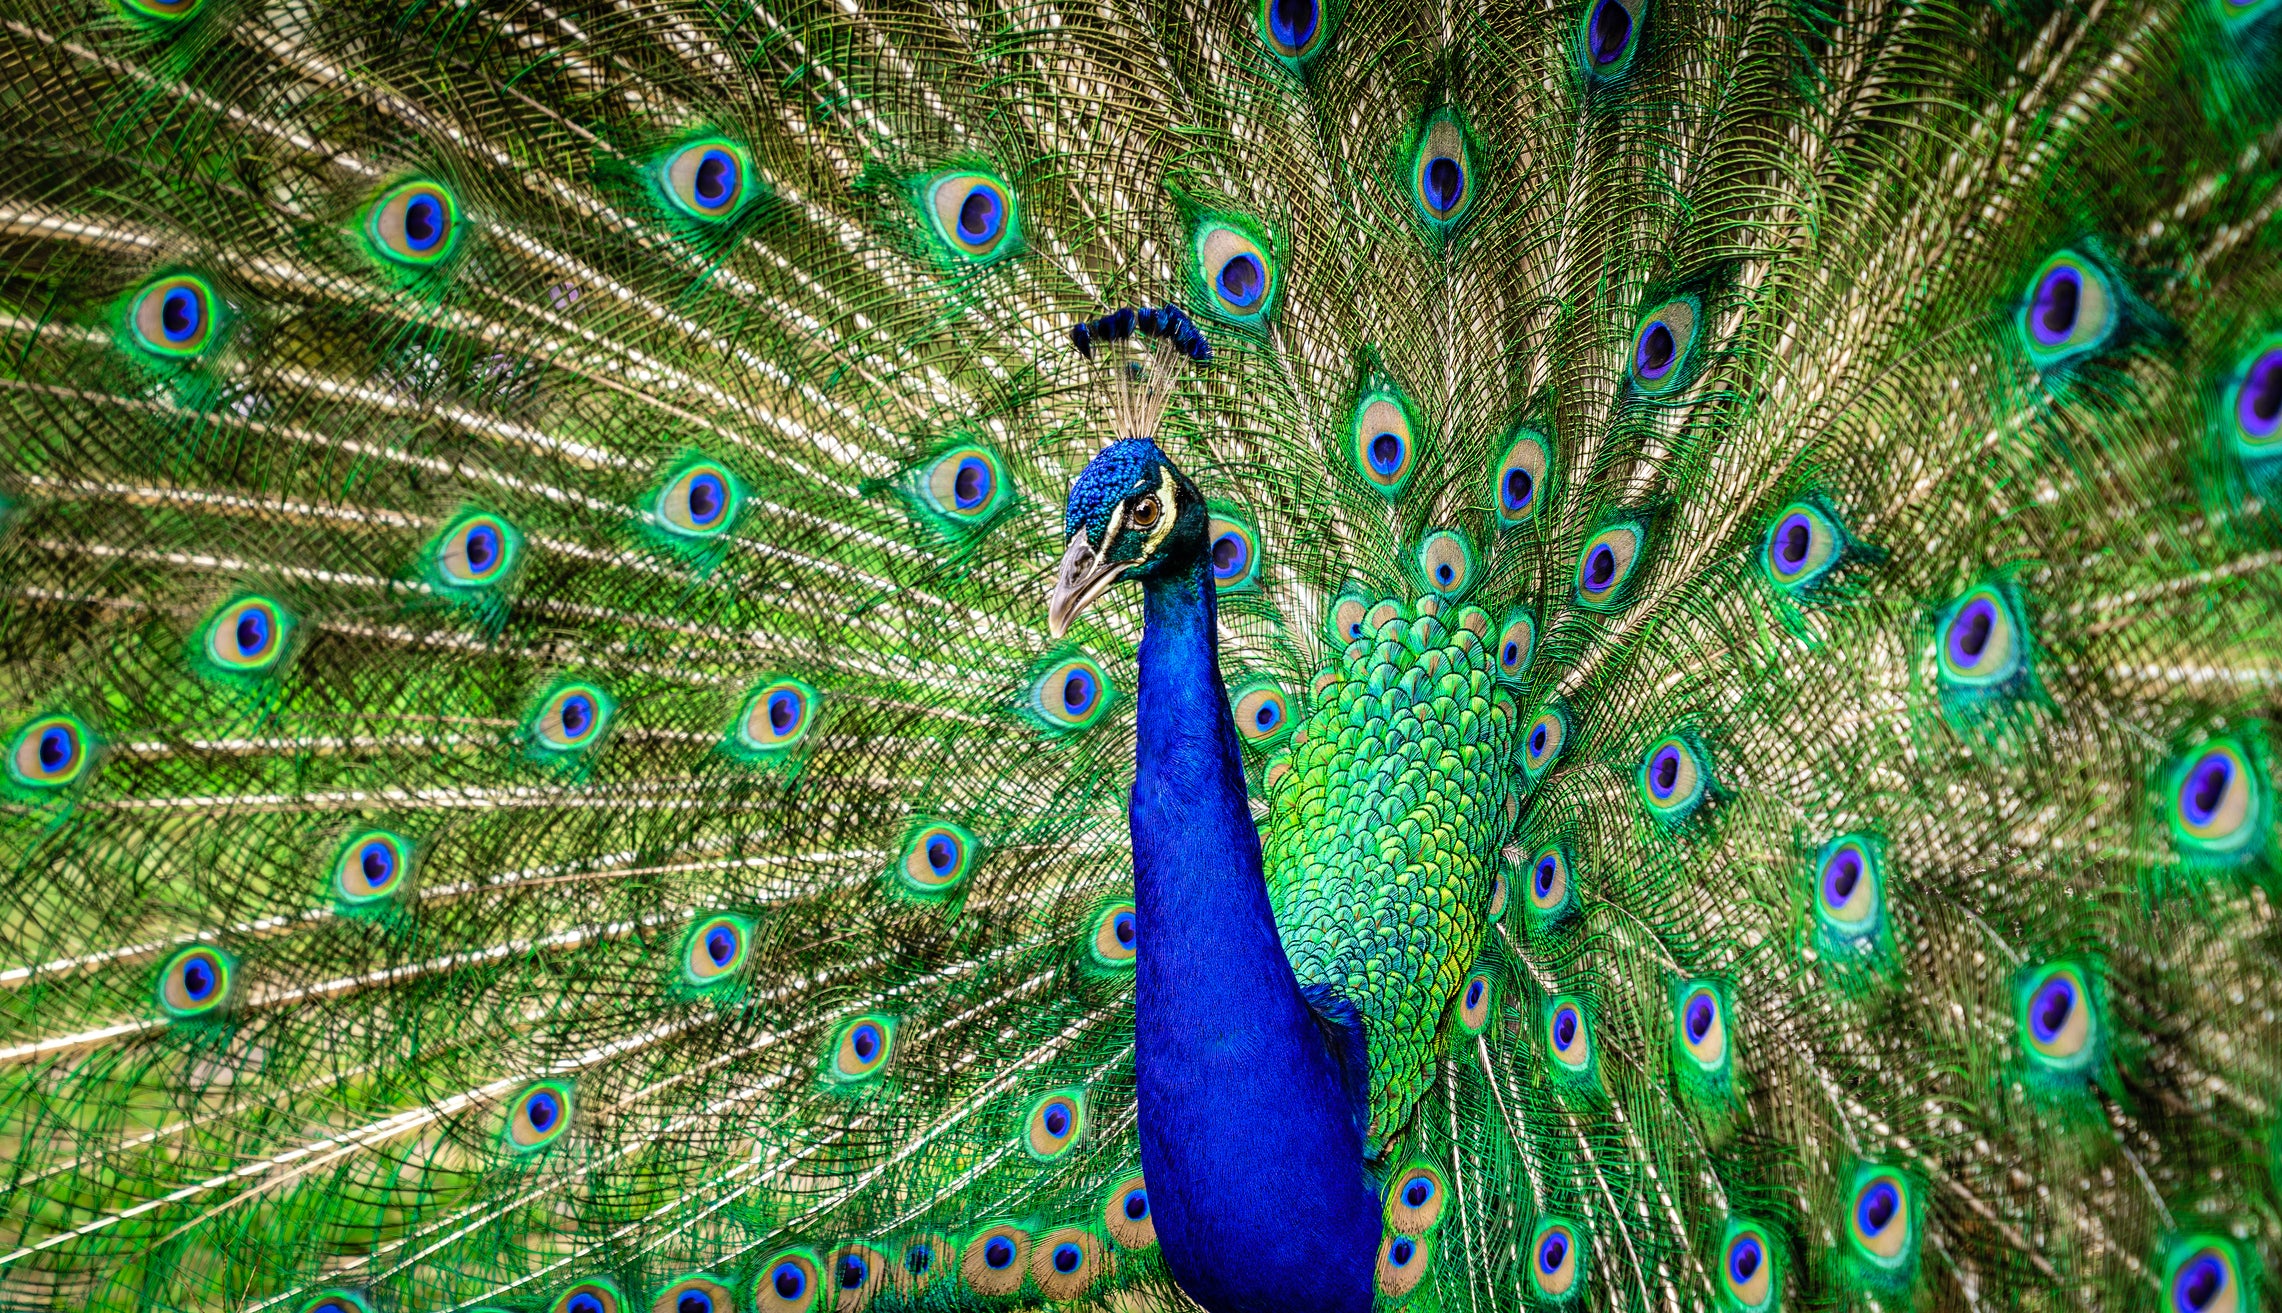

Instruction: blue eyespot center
[773,1264,805,1299]
[2030,976,2076,1042]
[1949,598,1996,664]
[905,1245,933,1276]
[1390,1237,1416,1267]
[1125,1188,1149,1219]
[1269,0,1319,47]
[958,187,1003,244]
[234,610,270,656]
[2238,349,2282,439]
[1063,670,1097,715]
[1534,858,1557,896]
[1503,466,1534,511]
[769,691,800,734]
[694,150,738,207]
[1635,322,1675,377]
[1255,700,1281,731]
[1218,254,1265,309]
[1114,911,1137,947]
[928,835,957,874]
[161,286,202,342]
[677,1292,711,1313]
[837,1255,868,1289]
[1823,849,1862,906]
[2183,753,2235,825]
[1591,0,1632,61]
[851,1023,881,1063]
[182,957,215,1000]
[1649,746,1681,797]
[2031,266,2081,344]
[706,927,737,965]
[1053,1243,1082,1274]
[360,842,395,888]
[1729,1236,1762,1282]
[1554,1007,1578,1047]
[39,726,74,773]
[1368,432,1404,475]
[403,195,444,252]
[1857,1181,1899,1233]
[1044,1103,1070,1137]
[1585,544,1616,589]
[1466,980,1485,1009]
[1212,532,1249,578]
[1685,993,1714,1042]
[952,456,993,509]
[560,696,593,740]
[686,474,725,525]
[525,1091,559,1132]
[2176,1254,2227,1312]
[1530,727,1548,754]
[984,1237,1015,1269]
[464,525,499,574]
[1424,157,1463,212]
[1538,1232,1568,1271]
[567,1295,603,1313]
[1775,515,1812,569]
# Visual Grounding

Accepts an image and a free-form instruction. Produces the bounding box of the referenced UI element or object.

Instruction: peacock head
[1047,438,1208,637]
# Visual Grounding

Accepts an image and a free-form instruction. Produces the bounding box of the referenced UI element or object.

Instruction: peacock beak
[1047,532,1129,639]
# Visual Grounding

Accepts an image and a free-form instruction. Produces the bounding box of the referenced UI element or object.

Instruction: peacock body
[2,0,2281,1310]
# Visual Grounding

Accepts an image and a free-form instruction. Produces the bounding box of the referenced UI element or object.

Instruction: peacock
[3,0,2282,1310]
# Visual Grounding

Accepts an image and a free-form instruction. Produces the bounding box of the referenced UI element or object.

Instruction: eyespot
[1104,1174,1155,1249]
[551,1279,625,1313]
[1196,221,1276,321]
[1090,901,1138,967]
[1416,530,1474,599]
[1375,1231,1432,1299]
[1456,972,1493,1034]
[1231,679,1292,745]
[921,445,1008,522]
[1351,393,1417,494]
[505,1079,573,1151]
[828,1015,894,1083]
[1331,594,1371,644]
[1638,734,1710,822]
[1848,1172,1912,1265]
[2169,739,2264,857]
[656,462,739,536]
[1527,845,1572,914]
[1207,510,1262,591]
[661,139,751,220]
[2019,962,2096,1068]
[1575,522,1644,608]
[1579,0,1640,75]
[1024,1089,1086,1160]
[1938,584,2026,689]
[1487,868,1509,922]
[1490,609,1537,684]
[9,714,91,790]
[1630,298,1699,394]
[1522,707,1566,781]
[2165,1240,2242,1313]
[739,678,819,751]
[650,1275,735,1313]
[2225,341,2282,456]
[1413,113,1472,227]
[1815,836,1882,933]
[1258,0,1331,63]
[892,1235,952,1292]
[335,830,411,905]
[1677,983,1727,1069]
[120,0,204,20]
[1493,430,1551,525]
[1532,1221,1581,1298]
[1032,1227,1101,1301]
[367,180,460,266]
[203,596,290,672]
[1385,1163,1448,1234]
[755,1250,822,1313]
[1547,1000,1591,1070]
[295,1292,371,1313]
[898,820,976,894]
[1762,502,1843,591]
[2018,251,2116,365]
[130,274,217,357]
[434,513,517,587]
[928,172,1016,261]
[682,914,749,985]
[532,683,611,753]
[828,1244,889,1304]
[1720,1224,1776,1312]
[961,1224,1031,1297]
[1027,655,1112,733]
[157,945,233,1017]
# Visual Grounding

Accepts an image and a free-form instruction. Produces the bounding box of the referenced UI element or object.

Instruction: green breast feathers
[1260,592,1522,1140]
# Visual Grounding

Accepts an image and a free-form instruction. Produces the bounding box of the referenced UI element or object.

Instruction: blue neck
[1128,560,1378,1313]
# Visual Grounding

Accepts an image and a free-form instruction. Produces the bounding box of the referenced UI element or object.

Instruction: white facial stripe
[1138,466,1177,558]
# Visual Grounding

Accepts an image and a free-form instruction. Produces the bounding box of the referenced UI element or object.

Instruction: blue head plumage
[1048,439,1209,637]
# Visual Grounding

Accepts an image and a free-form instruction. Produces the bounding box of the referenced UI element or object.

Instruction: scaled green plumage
[1,0,2280,1310]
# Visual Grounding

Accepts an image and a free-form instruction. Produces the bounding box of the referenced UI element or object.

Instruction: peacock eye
[1938,584,2026,689]
[1024,1090,1086,1159]
[434,513,517,587]
[505,1080,572,1151]
[1129,496,1161,529]
[928,172,1017,260]
[1630,297,1699,393]
[1104,1174,1156,1249]
[129,274,219,358]
[661,139,751,220]
[366,180,460,266]
[1531,1221,1580,1296]
[2019,251,2116,366]
[1413,113,1472,227]
[531,684,610,753]
[1195,220,1277,321]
